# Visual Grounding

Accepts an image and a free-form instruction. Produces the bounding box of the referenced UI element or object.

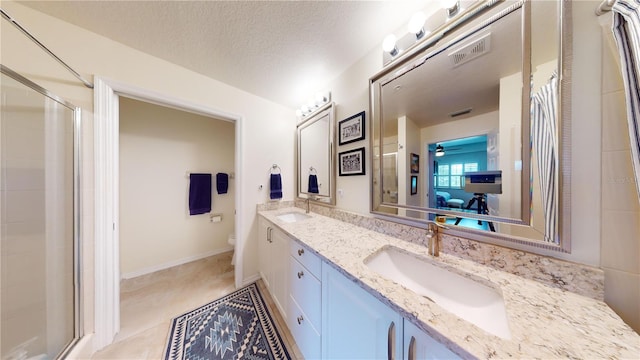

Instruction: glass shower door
[1,68,79,359]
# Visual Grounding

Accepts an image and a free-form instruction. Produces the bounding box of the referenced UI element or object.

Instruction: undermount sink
[364,246,511,339]
[276,212,312,223]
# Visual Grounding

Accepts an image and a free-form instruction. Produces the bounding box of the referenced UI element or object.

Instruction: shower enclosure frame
[1,64,83,358]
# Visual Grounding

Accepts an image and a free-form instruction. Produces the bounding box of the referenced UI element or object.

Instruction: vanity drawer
[287,295,321,360]
[289,240,321,278]
[290,256,321,328]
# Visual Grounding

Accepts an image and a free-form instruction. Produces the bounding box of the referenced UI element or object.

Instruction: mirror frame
[369,0,572,253]
[296,102,336,205]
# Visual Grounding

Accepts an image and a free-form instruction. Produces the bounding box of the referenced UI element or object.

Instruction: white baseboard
[242,273,262,287]
[121,246,234,280]
[65,333,94,359]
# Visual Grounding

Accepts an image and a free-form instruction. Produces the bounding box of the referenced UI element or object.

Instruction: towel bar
[186,171,235,179]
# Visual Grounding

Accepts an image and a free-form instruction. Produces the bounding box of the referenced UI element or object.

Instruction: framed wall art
[338,111,365,145]
[411,175,418,195]
[338,147,365,176]
[410,153,419,173]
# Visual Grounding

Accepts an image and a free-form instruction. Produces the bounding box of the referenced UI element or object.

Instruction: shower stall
[1,65,81,359]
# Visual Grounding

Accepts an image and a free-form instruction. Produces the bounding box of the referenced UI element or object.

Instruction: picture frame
[338,111,365,145]
[411,175,418,195]
[410,153,419,173]
[338,147,365,176]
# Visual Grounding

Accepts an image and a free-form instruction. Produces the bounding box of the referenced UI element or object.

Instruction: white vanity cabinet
[257,218,289,320]
[322,263,461,360]
[258,214,461,359]
[288,240,322,359]
[321,264,403,360]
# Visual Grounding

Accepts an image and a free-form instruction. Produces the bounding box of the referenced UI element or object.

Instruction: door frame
[93,77,243,350]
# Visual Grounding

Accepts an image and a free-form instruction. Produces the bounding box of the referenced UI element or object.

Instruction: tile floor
[91,251,302,359]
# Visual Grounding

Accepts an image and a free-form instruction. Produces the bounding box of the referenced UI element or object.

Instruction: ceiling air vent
[448,32,491,67]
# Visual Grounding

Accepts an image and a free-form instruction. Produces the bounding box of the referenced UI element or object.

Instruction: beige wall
[397,115,421,216]
[119,98,235,278]
[599,13,640,332]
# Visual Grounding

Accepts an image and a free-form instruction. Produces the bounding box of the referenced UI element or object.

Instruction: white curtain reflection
[611,0,640,203]
[531,73,558,243]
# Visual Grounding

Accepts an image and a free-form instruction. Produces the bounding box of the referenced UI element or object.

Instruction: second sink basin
[365,246,511,339]
[276,212,312,223]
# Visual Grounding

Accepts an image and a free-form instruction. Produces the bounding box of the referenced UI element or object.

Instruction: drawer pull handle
[408,336,416,360]
[297,248,304,256]
[387,321,395,360]
[297,315,304,325]
[297,271,304,279]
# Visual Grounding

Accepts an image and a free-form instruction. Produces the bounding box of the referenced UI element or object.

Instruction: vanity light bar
[382,0,462,63]
[297,91,331,118]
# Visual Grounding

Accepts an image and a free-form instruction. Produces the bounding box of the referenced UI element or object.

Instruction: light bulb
[296,109,303,117]
[440,0,460,17]
[382,34,398,56]
[439,0,458,9]
[301,105,309,113]
[315,93,327,106]
[408,12,427,39]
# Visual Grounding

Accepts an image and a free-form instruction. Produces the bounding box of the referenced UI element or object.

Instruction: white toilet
[228,233,236,265]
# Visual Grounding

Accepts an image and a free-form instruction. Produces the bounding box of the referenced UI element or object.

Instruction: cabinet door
[270,227,290,319]
[404,320,460,360]
[257,218,272,289]
[322,264,402,360]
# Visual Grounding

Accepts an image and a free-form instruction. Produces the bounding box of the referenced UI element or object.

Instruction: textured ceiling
[20,0,439,109]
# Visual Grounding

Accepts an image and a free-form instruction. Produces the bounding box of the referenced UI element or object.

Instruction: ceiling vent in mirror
[449,107,473,118]
[448,32,491,67]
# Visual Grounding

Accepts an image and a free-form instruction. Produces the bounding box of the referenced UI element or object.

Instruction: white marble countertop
[258,207,640,359]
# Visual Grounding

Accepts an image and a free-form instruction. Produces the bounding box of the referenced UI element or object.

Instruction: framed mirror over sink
[297,102,336,205]
[370,0,571,252]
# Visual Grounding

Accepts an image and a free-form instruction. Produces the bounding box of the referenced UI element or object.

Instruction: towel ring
[269,164,281,174]
[309,166,317,175]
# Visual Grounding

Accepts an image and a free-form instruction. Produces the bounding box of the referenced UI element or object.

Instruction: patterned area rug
[164,283,291,360]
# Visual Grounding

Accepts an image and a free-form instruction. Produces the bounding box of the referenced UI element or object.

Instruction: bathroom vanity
[258,207,640,359]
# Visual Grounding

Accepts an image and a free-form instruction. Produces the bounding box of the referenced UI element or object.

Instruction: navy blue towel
[308,174,319,193]
[216,172,229,194]
[189,173,212,215]
[270,173,282,200]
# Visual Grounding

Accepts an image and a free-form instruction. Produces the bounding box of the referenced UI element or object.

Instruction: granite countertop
[258,207,640,359]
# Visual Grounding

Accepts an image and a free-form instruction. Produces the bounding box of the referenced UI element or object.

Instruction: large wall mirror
[297,103,336,205]
[370,0,571,252]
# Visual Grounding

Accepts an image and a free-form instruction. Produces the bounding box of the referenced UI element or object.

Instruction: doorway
[93,78,243,350]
